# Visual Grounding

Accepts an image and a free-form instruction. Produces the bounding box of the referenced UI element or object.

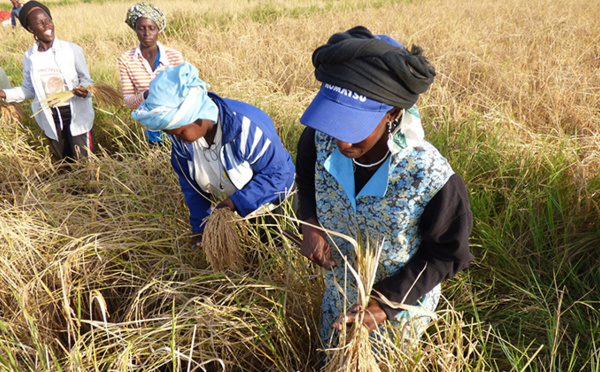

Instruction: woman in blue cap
[133,62,295,247]
[295,26,474,348]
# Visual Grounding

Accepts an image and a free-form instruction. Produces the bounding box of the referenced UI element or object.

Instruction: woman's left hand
[73,85,88,98]
[333,299,387,333]
[215,197,237,212]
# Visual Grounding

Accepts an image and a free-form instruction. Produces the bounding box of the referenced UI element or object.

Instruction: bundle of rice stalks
[321,232,439,372]
[201,208,250,272]
[322,236,384,372]
[35,83,122,115]
[0,100,26,124]
[87,83,123,108]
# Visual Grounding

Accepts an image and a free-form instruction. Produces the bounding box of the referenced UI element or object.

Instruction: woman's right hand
[72,86,88,98]
[300,217,336,270]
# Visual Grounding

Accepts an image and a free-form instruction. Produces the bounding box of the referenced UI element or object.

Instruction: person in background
[118,2,184,147]
[133,62,296,247]
[10,0,22,29]
[0,67,11,89]
[295,26,474,349]
[0,1,94,161]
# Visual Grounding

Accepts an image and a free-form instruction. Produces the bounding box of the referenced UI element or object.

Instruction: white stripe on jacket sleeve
[224,142,254,190]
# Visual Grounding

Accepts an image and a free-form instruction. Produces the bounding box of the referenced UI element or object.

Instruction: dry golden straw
[32,90,75,116]
[39,90,75,109]
[324,317,381,372]
[0,100,26,124]
[201,208,248,272]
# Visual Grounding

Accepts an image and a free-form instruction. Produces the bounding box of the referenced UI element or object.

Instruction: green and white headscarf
[388,105,424,154]
[125,2,166,32]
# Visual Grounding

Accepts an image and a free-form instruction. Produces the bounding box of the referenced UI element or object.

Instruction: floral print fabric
[125,2,166,32]
[314,129,454,346]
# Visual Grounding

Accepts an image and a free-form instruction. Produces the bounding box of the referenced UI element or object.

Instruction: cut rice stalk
[32,90,76,117]
[322,233,438,372]
[324,310,382,372]
[201,208,249,272]
[40,90,76,108]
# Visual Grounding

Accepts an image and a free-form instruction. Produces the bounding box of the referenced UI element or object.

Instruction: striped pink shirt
[118,42,184,109]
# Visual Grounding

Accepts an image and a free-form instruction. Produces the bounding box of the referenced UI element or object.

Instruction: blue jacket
[170,92,295,232]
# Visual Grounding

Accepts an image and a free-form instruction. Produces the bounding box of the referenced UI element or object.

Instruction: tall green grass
[426,109,599,371]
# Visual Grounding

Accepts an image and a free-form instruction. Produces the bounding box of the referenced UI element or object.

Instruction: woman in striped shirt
[118,2,183,146]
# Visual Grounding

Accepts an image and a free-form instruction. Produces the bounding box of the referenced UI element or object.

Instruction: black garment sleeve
[372,174,474,320]
[295,127,318,221]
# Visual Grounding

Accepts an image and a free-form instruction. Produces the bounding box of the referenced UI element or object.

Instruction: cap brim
[300,89,390,144]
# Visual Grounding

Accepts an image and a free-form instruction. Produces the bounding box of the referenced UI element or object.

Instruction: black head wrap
[18,1,51,31]
[312,26,436,109]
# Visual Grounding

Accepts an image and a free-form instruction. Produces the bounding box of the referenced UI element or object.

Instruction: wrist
[301,216,319,233]
[366,299,387,323]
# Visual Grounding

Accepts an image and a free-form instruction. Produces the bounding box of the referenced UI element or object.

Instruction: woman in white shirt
[0,1,94,162]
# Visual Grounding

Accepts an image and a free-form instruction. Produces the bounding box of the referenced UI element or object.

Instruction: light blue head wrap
[132,62,219,131]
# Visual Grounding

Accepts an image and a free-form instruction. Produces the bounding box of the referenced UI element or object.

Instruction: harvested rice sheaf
[201,208,249,272]
[0,100,26,124]
[32,90,75,116]
[322,237,385,372]
[35,83,122,115]
[87,83,123,108]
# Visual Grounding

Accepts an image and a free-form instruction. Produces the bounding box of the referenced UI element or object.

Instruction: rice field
[0,0,599,370]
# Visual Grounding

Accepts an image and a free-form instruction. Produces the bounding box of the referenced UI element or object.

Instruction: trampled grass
[0,0,598,370]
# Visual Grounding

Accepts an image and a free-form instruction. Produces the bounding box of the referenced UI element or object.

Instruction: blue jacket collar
[324,148,390,210]
[207,92,241,144]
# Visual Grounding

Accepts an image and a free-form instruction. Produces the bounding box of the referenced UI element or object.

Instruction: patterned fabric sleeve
[166,48,184,66]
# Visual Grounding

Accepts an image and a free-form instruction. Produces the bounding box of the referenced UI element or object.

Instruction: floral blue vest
[314,128,454,344]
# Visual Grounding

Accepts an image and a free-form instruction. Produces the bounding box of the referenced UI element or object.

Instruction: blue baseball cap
[299,83,393,143]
